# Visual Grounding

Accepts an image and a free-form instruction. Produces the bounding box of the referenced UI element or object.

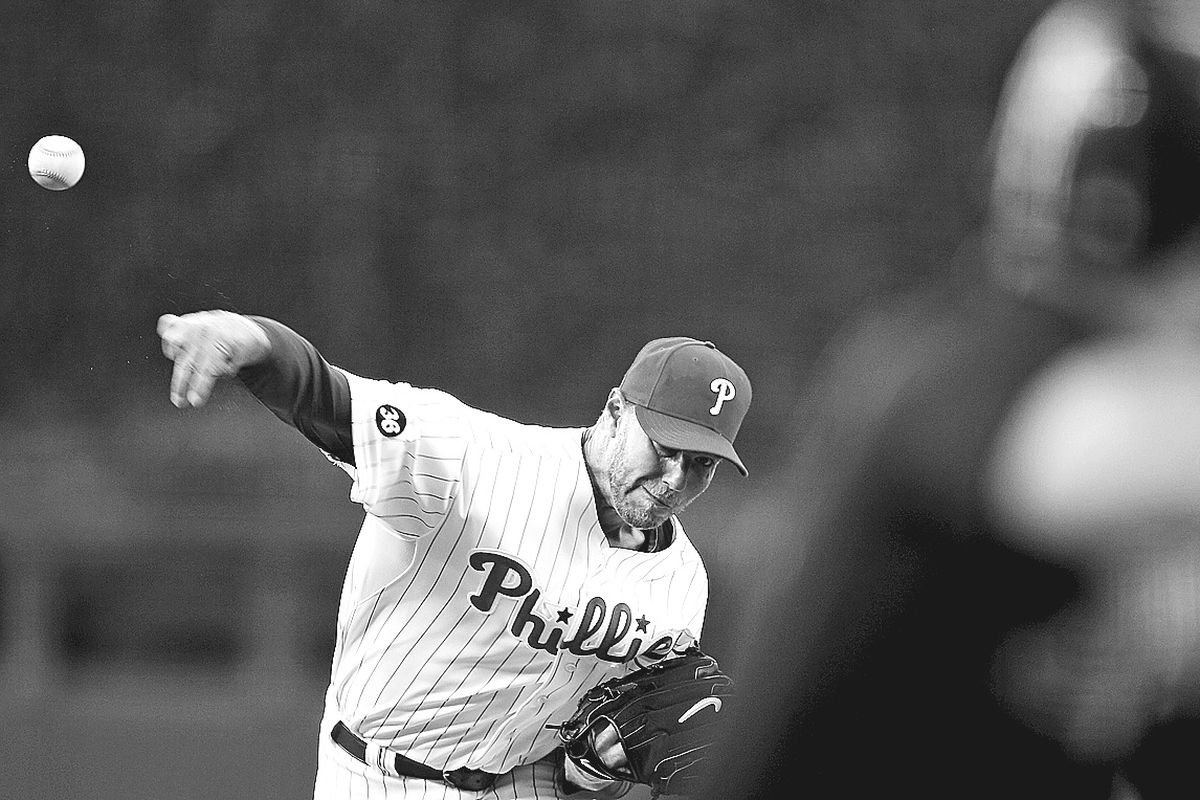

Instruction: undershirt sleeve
[235,316,355,465]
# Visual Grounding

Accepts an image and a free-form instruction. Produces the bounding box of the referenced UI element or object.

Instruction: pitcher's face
[605,406,718,530]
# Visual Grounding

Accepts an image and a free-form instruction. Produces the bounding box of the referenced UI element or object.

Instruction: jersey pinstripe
[320,371,709,778]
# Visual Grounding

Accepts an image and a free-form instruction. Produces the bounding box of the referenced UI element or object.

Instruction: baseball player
[156,310,752,799]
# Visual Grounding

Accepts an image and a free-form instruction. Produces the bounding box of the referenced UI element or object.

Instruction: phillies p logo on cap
[709,377,737,415]
[619,337,752,475]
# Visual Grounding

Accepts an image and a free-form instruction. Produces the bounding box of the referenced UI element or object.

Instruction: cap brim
[632,405,748,476]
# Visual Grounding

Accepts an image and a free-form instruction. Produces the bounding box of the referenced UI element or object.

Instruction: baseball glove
[555,647,734,797]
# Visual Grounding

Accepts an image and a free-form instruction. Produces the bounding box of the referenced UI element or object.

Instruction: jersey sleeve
[334,371,468,539]
[236,317,355,465]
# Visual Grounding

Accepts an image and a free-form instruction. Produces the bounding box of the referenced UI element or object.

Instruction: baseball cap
[619,337,752,476]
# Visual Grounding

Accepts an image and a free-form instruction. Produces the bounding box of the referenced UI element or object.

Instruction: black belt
[330,721,498,791]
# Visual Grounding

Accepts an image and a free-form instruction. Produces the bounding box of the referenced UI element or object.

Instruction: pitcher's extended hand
[157,311,271,407]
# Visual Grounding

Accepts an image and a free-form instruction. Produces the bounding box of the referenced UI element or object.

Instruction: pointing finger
[186,370,219,408]
[169,356,194,408]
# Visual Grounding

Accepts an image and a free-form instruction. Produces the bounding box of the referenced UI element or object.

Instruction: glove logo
[677,696,722,723]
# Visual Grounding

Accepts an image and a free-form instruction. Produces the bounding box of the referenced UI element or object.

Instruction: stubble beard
[609,467,678,530]
[606,447,663,530]
[604,417,691,530]
[619,495,661,530]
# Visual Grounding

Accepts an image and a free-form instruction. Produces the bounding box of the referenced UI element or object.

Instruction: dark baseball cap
[619,337,752,476]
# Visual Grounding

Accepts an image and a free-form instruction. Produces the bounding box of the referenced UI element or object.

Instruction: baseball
[28,134,86,191]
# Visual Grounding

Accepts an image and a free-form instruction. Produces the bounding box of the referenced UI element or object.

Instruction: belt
[330,721,498,791]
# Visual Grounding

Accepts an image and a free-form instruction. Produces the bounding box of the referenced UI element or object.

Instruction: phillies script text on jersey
[470,550,681,663]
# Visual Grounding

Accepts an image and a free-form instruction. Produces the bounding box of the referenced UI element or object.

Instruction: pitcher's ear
[606,388,627,418]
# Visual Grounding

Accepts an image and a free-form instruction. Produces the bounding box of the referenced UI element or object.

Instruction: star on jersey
[467,549,684,664]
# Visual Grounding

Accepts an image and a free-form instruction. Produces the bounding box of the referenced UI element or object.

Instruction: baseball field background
[2,2,1056,797]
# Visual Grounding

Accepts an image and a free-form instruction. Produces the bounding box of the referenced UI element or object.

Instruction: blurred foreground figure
[701,1,1200,798]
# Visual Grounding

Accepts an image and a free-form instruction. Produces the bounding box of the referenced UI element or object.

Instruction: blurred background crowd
[0,0,1181,797]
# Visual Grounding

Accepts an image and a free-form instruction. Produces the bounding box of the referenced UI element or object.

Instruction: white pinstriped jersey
[321,371,709,777]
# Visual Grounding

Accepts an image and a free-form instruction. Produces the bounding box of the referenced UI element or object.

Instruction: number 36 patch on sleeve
[375,404,407,437]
